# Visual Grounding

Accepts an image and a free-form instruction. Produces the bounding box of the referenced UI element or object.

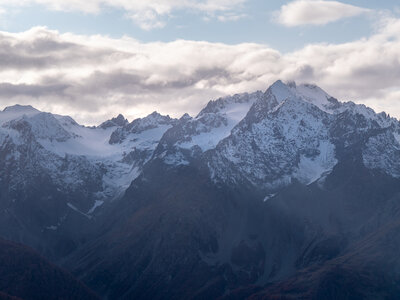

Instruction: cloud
[217,13,247,22]
[0,82,69,97]
[0,18,400,125]
[0,0,247,30]
[275,0,371,27]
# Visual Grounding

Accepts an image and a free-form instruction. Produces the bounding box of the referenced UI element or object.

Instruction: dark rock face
[0,291,21,300]
[99,114,128,129]
[226,218,400,300]
[221,165,400,300]
[0,125,104,259]
[66,163,233,299]
[0,238,98,300]
[0,108,176,261]
[65,156,400,300]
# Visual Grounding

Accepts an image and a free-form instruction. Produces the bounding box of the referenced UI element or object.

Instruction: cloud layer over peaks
[0,17,400,124]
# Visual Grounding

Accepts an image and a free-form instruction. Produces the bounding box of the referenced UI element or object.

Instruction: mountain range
[1,80,400,299]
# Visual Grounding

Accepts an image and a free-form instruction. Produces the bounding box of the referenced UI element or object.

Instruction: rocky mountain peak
[108,111,176,145]
[99,114,128,129]
[265,80,336,111]
[125,111,175,133]
[179,113,192,121]
[3,112,73,142]
[3,104,39,114]
[0,104,41,125]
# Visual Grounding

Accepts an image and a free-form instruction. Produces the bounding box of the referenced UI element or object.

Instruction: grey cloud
[351,62,400,88]
[295,65,315,79]
[0,82,69,98]
[64,66,238,97]
[0,32,132,70]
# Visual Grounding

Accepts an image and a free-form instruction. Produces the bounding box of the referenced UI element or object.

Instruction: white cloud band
[276,0,371,27]
[0,17,399,124]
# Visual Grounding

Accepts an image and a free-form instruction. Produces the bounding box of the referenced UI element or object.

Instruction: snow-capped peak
[179,113,192,121]
[265,80,337,113]
[3,104,39,114]
[3,112,73,142]
[0,104,40,125]
[199,91,262,116]
[109,111,176,145]
[171,91,261,152]
[294,83,338,111]
[129,111,174,132]
[206,80,400,192]
[266,80,295,104]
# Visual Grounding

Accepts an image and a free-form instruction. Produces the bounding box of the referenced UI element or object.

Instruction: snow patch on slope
[179,102,252,151]
[263,193,277,202]
[176,93,259,152]
[39,124,171,158]
[395,132,400,145]
[38,127,116,157]
[38,119,173,197]
[295,84,333,111]
[269,80,294,103]
[87,200,104,214]
[67,203,91,219]
[162,151,190,166]
[294,140,338,185]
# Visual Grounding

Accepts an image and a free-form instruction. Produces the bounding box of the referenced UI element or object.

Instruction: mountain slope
[66,154,400,299]
[1,80,400,299]
[227,207,400,300]
[63,81,400,299]
[0,238,98,300]
[0,106,176,258]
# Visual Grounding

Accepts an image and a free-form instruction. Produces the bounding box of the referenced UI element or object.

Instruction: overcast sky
[0,0,399,124]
